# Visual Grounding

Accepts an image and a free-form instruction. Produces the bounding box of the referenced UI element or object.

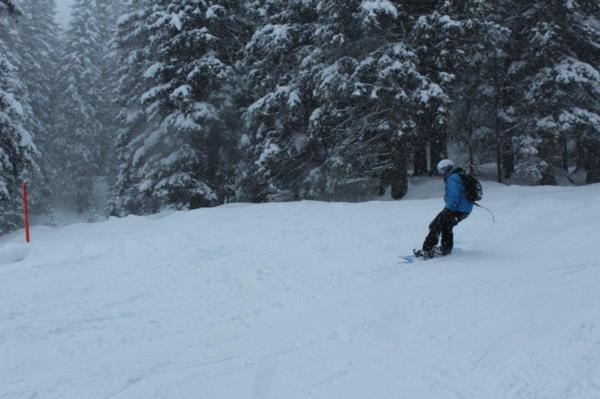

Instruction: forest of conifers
[1,0,599,232]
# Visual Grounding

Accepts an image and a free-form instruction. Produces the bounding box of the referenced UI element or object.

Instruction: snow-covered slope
[1,183,600,399]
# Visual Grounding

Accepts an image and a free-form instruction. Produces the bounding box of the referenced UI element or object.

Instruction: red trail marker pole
[23,181,30,243]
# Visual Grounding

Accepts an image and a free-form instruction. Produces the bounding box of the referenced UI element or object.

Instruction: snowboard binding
[413,247,447,259]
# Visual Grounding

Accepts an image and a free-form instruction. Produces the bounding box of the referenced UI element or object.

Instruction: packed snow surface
[1,182,600,398]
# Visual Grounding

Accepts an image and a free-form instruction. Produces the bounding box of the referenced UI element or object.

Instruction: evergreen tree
[510,0,600,184]
[484,0,516,183]
[54,0,103,212]
[95,0,124,178]
[402,0,453,176]
[18,0,60,215]
[310,0,434,199]
[411,1,512,177]
[0,4,40,232]
[236,0,318,201]
[110,0,154,215]
[238,0,436,201]
[113,0,247,214]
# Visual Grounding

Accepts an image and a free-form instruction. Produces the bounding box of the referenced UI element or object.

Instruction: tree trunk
[391,132,408,199]
[492,59,503,183]
[539,134,557,185]
[429,128,446,176]
[467,116,475,174]
[502,138,514,180]
[585,140,600,183]
[493,108,503,182]
[575,139,584,173]
[496,135,503,183]
[541,166,557,185]
[560,137,568,171]
[413,132,428,176]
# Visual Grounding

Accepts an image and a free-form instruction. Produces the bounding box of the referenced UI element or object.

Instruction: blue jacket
[444,171,473,214]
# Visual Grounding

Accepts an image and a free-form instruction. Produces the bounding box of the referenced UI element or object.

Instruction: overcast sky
[56,0,73,29]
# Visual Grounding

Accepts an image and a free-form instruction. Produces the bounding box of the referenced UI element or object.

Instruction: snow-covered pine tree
[17,0,60,216]
[308,0,433,199]
[236,0,318,202]
[408,4,457,176]
[95,0,125,180]
[411,1,511,176]
[451,2,510,176]
[113,0,248,214]
[0,3,40,232]
[110,0,154,215]
[238,0,436,201]
[54,0,104,212]
[510,0,600,184]
[482,0,516,183]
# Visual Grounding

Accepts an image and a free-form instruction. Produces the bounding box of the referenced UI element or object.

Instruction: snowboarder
[414,159,473,259]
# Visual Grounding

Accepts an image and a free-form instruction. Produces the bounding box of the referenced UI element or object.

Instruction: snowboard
[400,248,462,264]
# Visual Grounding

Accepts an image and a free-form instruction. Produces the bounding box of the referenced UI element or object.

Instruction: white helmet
[436,159,455,175]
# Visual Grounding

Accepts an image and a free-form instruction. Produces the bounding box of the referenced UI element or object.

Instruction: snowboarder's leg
[421,210,446,255]
[440,227,454,255]
[440,212,468,255]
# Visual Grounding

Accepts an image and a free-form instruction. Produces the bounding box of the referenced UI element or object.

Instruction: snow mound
[0,243,29,265]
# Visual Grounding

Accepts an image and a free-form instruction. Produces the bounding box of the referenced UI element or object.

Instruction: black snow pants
[422,208,469,255]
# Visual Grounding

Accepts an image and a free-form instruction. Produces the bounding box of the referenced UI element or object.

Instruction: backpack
[457,169,483,203]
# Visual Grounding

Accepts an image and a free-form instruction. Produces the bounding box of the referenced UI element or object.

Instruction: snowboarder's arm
[444,174,461,211]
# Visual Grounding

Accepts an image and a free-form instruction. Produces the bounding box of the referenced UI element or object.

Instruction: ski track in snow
[1,182,600,398]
